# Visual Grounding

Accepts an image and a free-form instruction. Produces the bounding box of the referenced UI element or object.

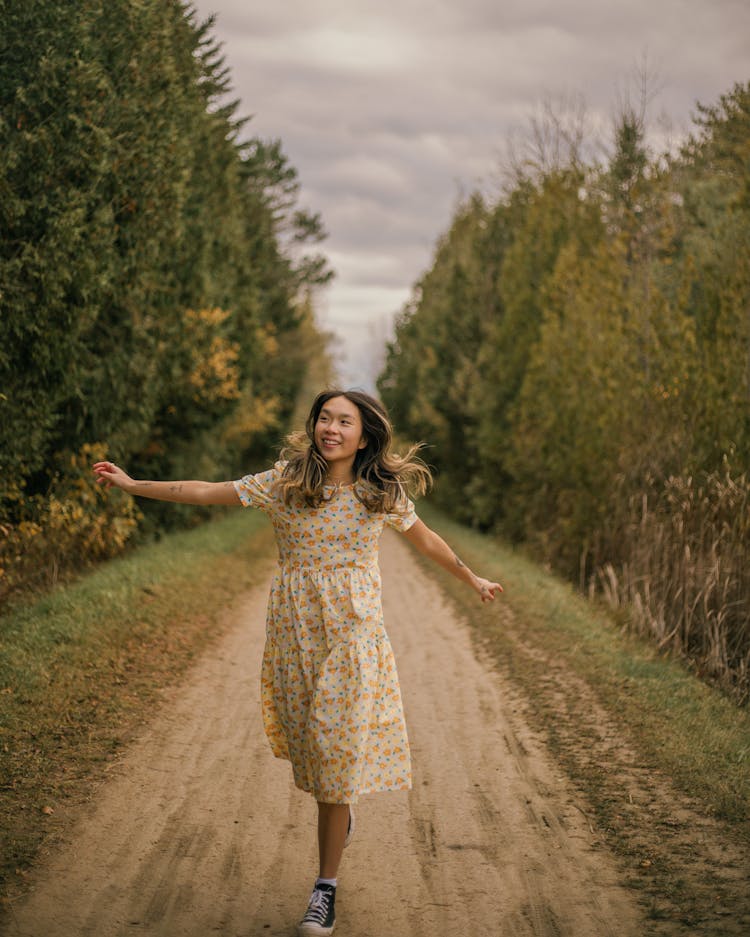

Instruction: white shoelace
[303,888,332,924]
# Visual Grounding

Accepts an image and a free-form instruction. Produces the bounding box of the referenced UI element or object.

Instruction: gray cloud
[193,0,750,388]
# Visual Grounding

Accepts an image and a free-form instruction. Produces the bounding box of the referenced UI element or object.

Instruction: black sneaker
[296,882,336,936]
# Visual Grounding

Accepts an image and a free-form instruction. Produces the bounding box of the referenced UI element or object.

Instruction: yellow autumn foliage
[184,307,241,404]
[221,391,282,446]
[256,323,280,358]
[0,443,141,601]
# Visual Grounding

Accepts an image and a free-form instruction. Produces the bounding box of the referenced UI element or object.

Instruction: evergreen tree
[0,0,331,593]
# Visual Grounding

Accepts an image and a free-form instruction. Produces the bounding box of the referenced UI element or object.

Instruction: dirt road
[3,532,644,937]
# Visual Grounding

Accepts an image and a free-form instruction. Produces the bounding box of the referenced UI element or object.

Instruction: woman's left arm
[401,519,503,602]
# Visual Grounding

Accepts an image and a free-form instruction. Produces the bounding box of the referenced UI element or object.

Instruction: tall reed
[592,463,750,703]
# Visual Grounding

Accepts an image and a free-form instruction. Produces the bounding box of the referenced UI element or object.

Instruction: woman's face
[314,395,367,470]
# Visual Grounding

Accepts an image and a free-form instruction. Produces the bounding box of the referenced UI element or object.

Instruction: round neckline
[323,480,357,489]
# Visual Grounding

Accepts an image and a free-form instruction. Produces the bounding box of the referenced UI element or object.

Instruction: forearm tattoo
[453,553,466,569]
[169,483,183,493]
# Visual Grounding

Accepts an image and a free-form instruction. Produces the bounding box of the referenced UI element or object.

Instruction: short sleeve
[383,495,418,532]
[233,461,284,510]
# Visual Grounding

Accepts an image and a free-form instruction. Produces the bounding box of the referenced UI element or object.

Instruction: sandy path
[3,532,644,937]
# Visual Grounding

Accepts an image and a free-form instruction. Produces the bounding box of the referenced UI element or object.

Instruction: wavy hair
[276,389,432,512]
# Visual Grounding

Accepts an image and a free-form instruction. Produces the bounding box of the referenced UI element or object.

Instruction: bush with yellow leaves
[0,443,141,603]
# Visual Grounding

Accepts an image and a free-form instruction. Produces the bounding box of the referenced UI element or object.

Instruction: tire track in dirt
[2,533,644,937]
[477,609,750,935]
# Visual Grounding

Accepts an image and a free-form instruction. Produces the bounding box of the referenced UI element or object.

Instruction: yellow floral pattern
[233,461,417,804]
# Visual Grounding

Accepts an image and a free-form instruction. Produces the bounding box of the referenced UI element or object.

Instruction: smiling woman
[275,388,432,511]
[93,387,502,936]
[314,398,368,483]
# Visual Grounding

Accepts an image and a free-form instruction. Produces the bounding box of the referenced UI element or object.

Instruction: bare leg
[317,802,350,879]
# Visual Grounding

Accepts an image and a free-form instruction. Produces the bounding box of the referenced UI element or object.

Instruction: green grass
[417,503,750,829]
[3,498,749,931]
[0,508,275,897]
[415,503,750,932]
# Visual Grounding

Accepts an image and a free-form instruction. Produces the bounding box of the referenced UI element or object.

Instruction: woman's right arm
[92,461,241,506]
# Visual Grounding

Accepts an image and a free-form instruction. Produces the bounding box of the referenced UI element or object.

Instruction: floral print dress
[233,461,418,804]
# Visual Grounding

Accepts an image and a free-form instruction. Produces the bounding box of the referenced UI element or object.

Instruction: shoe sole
[296,923,335,936]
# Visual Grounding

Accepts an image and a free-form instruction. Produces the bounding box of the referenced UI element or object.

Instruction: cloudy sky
[192,0,749,389]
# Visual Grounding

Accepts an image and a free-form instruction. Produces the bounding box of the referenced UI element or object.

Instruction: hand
[93,461,134,492]
[475,577,503,603]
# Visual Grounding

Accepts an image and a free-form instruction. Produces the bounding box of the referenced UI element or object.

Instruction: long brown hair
[276,389,432,512]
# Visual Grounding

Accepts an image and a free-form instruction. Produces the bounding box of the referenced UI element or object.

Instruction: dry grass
[417,502,750,828]
[592,464,750,704]
[413,502,750,933]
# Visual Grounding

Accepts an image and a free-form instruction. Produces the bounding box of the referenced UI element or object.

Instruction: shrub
[0,443,140,603]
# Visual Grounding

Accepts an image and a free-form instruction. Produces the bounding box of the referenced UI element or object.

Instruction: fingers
[92,462,118,488]
[479,581,503,602]
[93,461,119,474]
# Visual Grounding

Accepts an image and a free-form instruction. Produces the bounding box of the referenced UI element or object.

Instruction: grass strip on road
[0,509,275,901]
[414,503,750,934]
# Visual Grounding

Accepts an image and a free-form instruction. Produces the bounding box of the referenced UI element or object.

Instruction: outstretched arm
[93,461,241,506]
[401,519,503,603]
